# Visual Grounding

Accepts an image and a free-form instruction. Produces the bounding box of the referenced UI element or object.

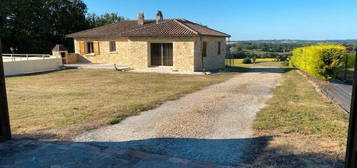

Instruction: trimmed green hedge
[347,52,356,68]
[290,45,347,80]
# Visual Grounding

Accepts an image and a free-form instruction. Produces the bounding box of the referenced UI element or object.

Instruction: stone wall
[193,36,226,72]
[74,38,129,64]
[73,36,225,72]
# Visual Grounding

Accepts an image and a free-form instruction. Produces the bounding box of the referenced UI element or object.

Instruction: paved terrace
[319,79,352,112]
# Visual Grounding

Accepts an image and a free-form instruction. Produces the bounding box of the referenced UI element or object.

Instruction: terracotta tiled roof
[66,19,230,38]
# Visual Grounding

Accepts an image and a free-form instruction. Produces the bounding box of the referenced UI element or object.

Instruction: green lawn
[252,69,349,167]
[254,70,348,140]
[6,69,232,139]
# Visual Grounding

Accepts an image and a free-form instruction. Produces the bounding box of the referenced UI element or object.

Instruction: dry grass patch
[6,69,232,139]
[252,70,348,167]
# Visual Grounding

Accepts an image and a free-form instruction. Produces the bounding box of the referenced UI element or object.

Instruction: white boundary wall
[3,57,63,76]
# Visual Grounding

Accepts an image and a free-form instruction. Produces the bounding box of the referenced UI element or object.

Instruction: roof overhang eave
[124,34,200,38]
[199,34,231,38]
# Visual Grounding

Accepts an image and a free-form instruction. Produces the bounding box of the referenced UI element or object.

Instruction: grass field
[252,70,348,167]
[6,69,232,139]
[225,58,276,67]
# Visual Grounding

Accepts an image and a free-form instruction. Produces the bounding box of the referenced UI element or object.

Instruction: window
[86,42,94,54]
[150,43,173,66]
[202,42,207,57]
[109,41,116,52]
[218,41,221,55]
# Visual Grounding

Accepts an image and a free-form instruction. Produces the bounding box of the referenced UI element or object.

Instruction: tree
[0,0,90,53]
[87,12,125,28]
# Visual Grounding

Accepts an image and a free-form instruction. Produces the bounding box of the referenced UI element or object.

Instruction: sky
[83,0,357,41]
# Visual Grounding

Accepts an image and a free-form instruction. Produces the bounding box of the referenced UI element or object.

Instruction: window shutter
[93,41,100,55]
[79,41,85,55]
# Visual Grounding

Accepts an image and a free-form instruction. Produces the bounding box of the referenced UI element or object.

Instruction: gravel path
[75,67,284,166]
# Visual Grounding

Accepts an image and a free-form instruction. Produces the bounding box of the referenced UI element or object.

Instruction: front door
[150,43,173,66]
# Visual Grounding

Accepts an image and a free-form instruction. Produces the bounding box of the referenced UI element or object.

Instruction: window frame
[86,41,94,54]
[150,43,173,66]
[202,41,207,57]
[109,41,116,52]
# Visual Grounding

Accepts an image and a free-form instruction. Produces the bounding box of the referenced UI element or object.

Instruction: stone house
[66,11,230,72]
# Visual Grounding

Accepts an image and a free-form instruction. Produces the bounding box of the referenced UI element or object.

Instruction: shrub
[276,53,290,62]
[290,45,347,80]
[347,52,356,68]
[242,57,252,64]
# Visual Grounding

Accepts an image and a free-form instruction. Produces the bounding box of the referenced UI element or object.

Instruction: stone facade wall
[73,36,225,72]
[74,38,129,64]
[193,36,226,72]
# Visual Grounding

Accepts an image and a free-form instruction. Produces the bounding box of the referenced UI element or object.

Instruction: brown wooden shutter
[93,41,100,55]
[79,41,85,55]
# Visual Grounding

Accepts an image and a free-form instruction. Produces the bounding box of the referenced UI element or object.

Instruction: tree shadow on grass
[0,135,345,167]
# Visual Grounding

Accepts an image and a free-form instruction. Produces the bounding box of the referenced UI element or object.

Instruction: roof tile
[66,19,230,38]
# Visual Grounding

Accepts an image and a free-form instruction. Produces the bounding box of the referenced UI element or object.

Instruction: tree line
[0,0,125,54]
[227,41,357,61]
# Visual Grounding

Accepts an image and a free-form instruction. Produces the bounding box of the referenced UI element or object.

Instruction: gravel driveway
[75,67,284,166]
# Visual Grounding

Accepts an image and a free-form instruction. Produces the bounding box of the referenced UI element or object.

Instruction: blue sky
[83,0,357,41]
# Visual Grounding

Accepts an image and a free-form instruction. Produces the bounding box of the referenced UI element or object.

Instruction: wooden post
[0,40,11,142]
[345,49,357,168]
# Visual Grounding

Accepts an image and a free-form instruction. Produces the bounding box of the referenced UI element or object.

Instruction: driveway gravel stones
[1,67,284,167]
[75,67,284,166]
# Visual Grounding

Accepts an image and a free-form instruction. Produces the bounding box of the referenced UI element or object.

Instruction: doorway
[150,43,173,66]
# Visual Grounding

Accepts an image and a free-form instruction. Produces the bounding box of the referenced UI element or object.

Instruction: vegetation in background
[225,58,276,67]
[226,41,303,60]
[242,57,252,64]
[6,69,232,139]
[226,40,357,63]
[86,12,125,28]
[0,0,125,53]
[290,45,347,80]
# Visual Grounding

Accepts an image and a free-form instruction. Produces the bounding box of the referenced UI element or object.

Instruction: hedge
[347,52,356,68]
[290,45,347,80]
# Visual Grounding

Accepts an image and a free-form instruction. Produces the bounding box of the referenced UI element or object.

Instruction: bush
[276,53,290,62]
[242,57,252,64]
[290,45,347,80]
[347,52,356,68]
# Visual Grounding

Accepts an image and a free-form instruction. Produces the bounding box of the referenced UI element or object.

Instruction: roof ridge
[184,20,231,37]
[67,21,125,37]
[119,20,172,36]
[173,19,199,35]
[67,18,230,38]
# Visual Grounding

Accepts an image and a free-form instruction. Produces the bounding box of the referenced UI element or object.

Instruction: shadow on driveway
[0,136,344,167]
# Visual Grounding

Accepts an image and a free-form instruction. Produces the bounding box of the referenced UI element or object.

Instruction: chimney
[137,12,144,25]
[156,10,163,24]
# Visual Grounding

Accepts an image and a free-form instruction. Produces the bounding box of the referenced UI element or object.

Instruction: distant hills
[228,40,357,45]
